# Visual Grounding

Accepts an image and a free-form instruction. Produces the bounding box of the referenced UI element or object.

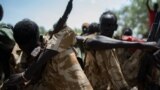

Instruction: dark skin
[50,0,73,39]
[3,0,74,87]
[77,11,159,90]
[99,14,118,37]
[0,4,15,88]
[0,4,3,21]
[3,36,42,87]
[76,11,158,51]
[146,0,158,12]
[18,40,39,55]
[76,35,158,50]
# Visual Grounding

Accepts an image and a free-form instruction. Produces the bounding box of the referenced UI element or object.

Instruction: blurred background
[1,0,160,38]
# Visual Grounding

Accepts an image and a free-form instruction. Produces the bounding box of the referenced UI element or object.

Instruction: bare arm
[146,0,151,11]
[50,0,73,39]
[76,35,158,50]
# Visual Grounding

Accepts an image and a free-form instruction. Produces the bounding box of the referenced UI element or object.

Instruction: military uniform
[27,27,93,90]
[84,36,129,90]
[120,50,143,87]
[0,24,15,88]
[0,24,15,50]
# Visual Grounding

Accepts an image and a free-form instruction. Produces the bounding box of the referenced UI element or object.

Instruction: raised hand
[63,0,73,17]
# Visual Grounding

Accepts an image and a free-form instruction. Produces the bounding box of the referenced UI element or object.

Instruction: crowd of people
[0,0,160,90]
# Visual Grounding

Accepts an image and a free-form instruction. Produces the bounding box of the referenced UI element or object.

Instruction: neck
[26,42,40,55]
[100,32,113,38]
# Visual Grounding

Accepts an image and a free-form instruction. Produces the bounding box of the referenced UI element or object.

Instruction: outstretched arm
[51,0,73,37]
[76,35,158,50]
[146,0,151,11]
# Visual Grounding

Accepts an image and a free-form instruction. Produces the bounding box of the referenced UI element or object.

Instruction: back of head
[0,4,3,21]
[154,3,159,12]
[81,22,89,34]
[99,11,118,37]
[88,22,100,34]
[122,27,133,36]
[13,19,39,45]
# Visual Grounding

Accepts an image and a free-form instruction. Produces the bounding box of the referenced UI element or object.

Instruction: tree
[39,26,47,35]
[116,0,160,37]
[74,28,82,35]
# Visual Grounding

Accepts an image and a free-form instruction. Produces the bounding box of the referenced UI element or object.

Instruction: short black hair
[100,11,117,25]
[0,4,3,21]
[99,11,118,33]
[13,19,39,45]
[122,27,132,36]
[88,22,99,34]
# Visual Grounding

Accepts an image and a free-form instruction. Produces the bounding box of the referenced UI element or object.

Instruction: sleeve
[46,27,76,52]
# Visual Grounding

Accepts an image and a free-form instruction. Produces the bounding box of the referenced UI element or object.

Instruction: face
[100,13,118,37]
[100,20,117,37]
[18,40,37,55]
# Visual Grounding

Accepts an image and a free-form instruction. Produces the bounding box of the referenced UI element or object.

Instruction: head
[13,19,40,54]
[81,22,89,35]
[99,11,118,37]
[122,27,132,36]
[0,4,3,21]
[88,22,100,34]
[154,3,159,12]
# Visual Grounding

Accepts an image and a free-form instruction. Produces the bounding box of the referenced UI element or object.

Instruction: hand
[64,0,73,17]
[3,73,25,87]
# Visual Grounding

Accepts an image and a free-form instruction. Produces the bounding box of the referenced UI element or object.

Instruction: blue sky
[1,0,130,30]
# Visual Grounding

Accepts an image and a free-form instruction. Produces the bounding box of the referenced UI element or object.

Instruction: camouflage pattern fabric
[46,27,76,52]
[84,49,129,90]
[25,27,93,90]
[116,48,132,66]
[120,49,143,87]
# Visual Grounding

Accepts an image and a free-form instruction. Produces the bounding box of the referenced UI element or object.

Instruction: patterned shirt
[84,35,129,90]
[27,27,93,90]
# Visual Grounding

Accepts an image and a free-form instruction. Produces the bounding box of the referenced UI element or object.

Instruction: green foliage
[39,26,47,35]
[73,28,82,35]
[116,0,160,37]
